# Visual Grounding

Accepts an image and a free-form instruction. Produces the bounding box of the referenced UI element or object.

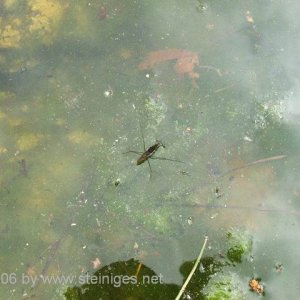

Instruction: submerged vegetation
[226,228,252,263]
[0,0,66,49]
[204,273,246,300]
[0,0,298,299]
[65,234,255,299]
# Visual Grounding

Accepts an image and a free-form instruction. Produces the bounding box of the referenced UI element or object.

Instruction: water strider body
[124,112,184,176]
[136,140,165,165]
[124,139,183,176]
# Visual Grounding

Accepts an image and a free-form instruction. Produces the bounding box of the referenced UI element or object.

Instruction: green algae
[226,228,253,263]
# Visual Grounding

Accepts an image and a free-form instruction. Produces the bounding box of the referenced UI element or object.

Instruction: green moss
[64,287,81,300]
[226,228,252,263]
[205,273,246,300]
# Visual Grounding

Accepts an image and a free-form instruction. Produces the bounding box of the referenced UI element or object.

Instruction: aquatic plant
[28,0,66,45]
[226,228,253,263]
[0,18,21,48]
[16,133,43,151]
[204,273,246,300]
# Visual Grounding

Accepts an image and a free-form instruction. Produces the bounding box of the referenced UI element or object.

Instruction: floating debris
[249,278,264,295]
[214,187,223,198]
[179,170,189,176]
[91,257,101,269]
[114,178,121,186]
[139,49,199,82]
[275,263,284,272]
[187,216,193,225]
[243,136,253,142]
[246,10,255,23]
[104,86,113,98]
[18,158,28,177]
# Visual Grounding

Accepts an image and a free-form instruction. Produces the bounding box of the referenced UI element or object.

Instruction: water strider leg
[138,119,146,152]
[147,159,153,179]
[122,150,144,155]
[150,156,185,163]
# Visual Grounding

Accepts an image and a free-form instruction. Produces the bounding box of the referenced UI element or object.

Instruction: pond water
[1,1,300,299]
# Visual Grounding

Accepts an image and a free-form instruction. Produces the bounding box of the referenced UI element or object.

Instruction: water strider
[124,125,184,176]
[136,140,165,165]
[124,139,184,176]
[124,104,184,176]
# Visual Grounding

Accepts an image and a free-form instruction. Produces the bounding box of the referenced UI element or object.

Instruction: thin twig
[175,236,208,300]
[176,203,300,215]
[214,83,235,93]
[221,155,286,177]
[135,263,143,278]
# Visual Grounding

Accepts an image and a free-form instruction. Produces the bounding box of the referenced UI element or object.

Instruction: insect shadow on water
[123,120,184,178]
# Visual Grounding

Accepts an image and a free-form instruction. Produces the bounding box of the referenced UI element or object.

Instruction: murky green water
[1,1,300,299]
